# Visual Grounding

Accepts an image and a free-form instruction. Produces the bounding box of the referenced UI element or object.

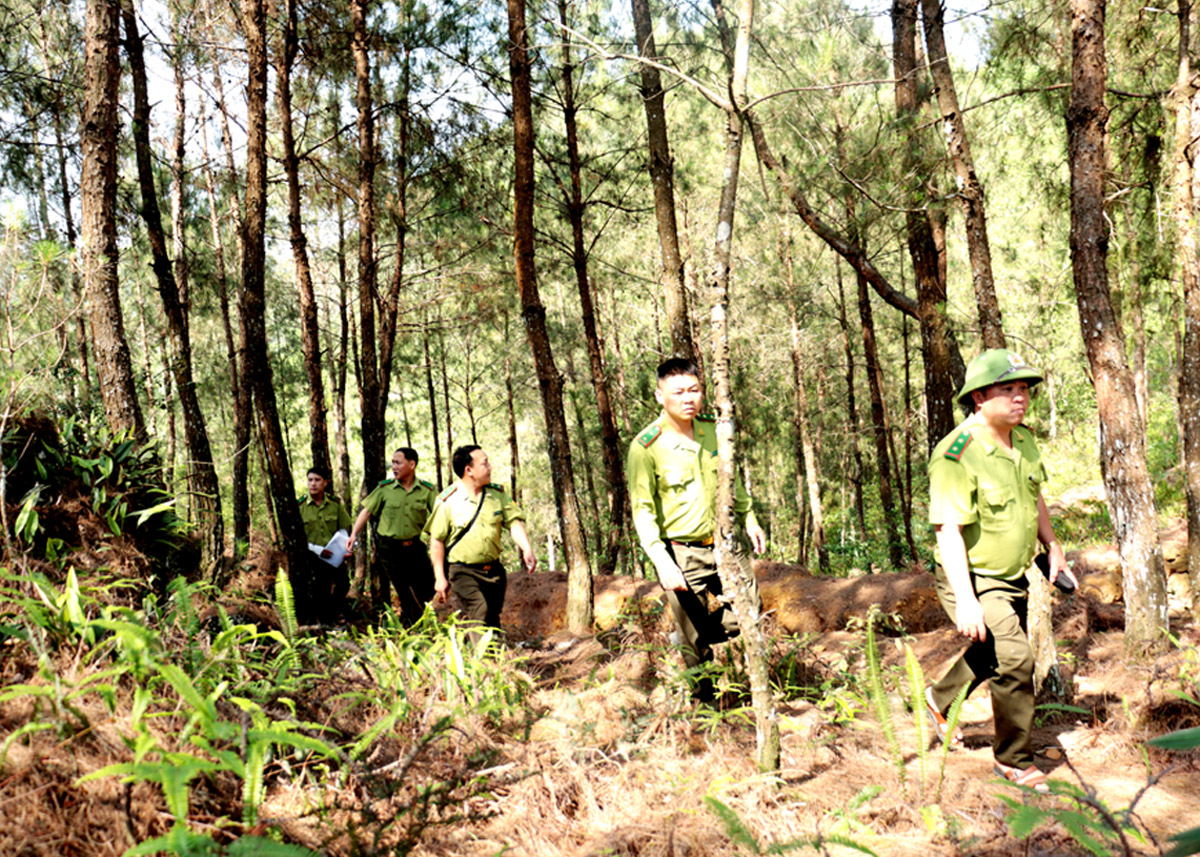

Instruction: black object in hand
[1035,552,1076,593]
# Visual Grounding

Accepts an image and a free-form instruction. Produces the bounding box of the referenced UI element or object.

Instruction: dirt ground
[2,557,1199,856]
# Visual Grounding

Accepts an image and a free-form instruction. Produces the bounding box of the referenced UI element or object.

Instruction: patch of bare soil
[3,556,1198,856]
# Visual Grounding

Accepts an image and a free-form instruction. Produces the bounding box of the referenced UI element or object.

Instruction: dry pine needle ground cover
[1,555,1198,857]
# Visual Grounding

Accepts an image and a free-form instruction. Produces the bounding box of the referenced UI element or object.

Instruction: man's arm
[734,469,767,554]
[935,523,987,642]
[430,537,449,601]
[627,445,687,591]
[1037,494,1074,587]
[509,520,538,573]
[345,506,373,551]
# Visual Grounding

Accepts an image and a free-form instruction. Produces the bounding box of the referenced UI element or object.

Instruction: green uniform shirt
[299,494,353,546]
[423,482,525,564]
[928,414,1047,579]
[626,414,759,570]
[362,478,437,540]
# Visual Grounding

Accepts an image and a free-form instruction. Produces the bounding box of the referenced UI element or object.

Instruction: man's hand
[434,577,450,603]
[523,548,538,573]
[345,534,357,551]
[655,558,688,592]
[1046,541,1075,588]
[954,594,987,642]
[320,548,333,559]
[746,522,767,555]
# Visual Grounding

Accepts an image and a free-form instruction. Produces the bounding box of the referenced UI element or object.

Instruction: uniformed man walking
[626,357,767,701]
[298,467,353,622]
[923,349,1076,794]
[347,448,437,626]
[424,445,536,632]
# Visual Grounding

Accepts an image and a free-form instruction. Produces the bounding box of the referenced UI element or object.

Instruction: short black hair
[306,466,331,481]
[393,447,418,466]
[452,444,482,477]
[657,357,701,381]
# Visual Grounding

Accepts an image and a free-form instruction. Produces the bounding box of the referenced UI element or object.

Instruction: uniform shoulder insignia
[944,429,974,462]
[420,478,434,490]
[637,425,662,448]
[696,412,716,422]
[486,482,506,493]
[376,477,394,486]
[437,484,458,501]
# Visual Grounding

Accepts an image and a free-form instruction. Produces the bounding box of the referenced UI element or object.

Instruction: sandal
[994,761,1050,794]
[924,687,964,748]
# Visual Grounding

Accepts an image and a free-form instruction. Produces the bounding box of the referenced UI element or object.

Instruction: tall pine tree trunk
[631,0,697,364]
[123,0,224,580]
[1172,0,1200,617]
[558,0,626,575]
[82,0,145,443]
[507,0,592,632]
[276,0,330,476]
[239,0,308,579]
[1067,0,1169,651]
[920,0,1006,348]
[709,0,779,773]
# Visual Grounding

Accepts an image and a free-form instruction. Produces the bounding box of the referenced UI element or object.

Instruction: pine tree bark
[631,0,697,364]
[709,0,779,773]
[424,309,443,491]
[123,0,225,580]
[1067,0,1169,651]
[81,0,145,443]
[919,0,1006,348]
[238,0,308,579]
[558,0,627,574]
[352,0,385,493]
[275,0,330,477]
[1172,0,1200,617]
[507,0,592,632]
[835,261,867,539]
[892,0,963,446]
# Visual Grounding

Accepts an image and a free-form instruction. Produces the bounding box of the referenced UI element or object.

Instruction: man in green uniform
[424,444,536,631]
[347,448,437,625]
[298,467,353,622]
[924,349,1075,794]
[626,357,766,701]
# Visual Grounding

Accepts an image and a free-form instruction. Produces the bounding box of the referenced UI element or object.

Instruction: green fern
[275,568,298,644]
[865,611,905,798]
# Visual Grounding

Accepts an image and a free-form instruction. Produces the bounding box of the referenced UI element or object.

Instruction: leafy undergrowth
[1,560,1198,857]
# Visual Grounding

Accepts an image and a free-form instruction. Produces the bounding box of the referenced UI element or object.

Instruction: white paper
[308,530,349,568]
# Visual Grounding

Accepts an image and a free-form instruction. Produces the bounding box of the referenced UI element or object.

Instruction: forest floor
[2,543,1199,856]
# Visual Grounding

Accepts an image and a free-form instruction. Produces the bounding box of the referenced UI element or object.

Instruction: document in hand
[307,530,350,567]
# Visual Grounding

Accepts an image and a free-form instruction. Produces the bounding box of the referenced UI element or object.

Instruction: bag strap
[444,487,487,556]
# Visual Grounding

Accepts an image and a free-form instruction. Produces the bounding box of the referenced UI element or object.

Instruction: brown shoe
[924,687,963,748]
[993,761,1050,794]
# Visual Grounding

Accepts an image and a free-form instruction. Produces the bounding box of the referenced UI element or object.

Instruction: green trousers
[447,561,507,630]
[664,542,760,669]
[930,569,1035,768]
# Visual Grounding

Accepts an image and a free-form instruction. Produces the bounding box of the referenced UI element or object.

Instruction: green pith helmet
[956,348,1044,409]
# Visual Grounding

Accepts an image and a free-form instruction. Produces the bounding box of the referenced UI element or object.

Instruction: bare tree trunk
[353,0,385,493]
[124,0,224,579]
[783,230,812,569]
[857,264,904,569]
[376,51,410,416]
[920,0,1006,348]
[238,0,308,580]
[504,310,521,501]
[631,0,697,364]
[1068,0,1169,650]
[438,320,453,456]
[334,170,352,499]
[892,0,962,447]
[1173,0,1200,617]
[424,309,443,491]
[507,0,592,632]
[275,0,330,476]
[835,261,866,539]
[558,0,626,574]
[708,0,779,773]
[82,0,145,443]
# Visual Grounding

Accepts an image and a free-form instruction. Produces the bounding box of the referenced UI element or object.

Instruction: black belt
[380,535,420,548]
[450,560,500,571]
[670,538,714,548]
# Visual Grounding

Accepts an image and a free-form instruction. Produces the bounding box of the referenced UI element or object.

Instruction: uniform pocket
[660,470,694,493]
